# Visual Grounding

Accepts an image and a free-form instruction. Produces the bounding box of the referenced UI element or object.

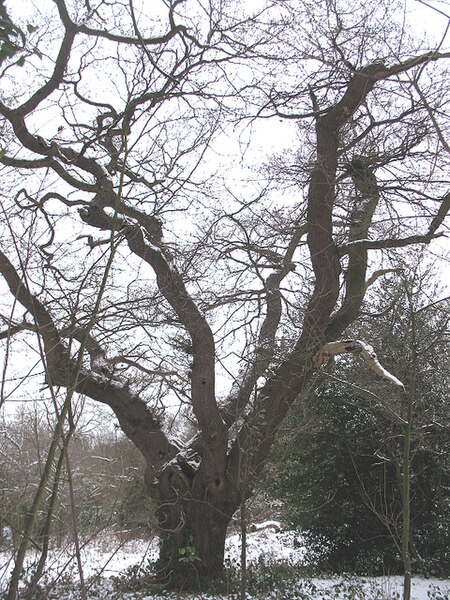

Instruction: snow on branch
[314,340,404,389]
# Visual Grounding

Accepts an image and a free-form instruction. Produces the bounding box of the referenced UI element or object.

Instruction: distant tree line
[0,412,153,548]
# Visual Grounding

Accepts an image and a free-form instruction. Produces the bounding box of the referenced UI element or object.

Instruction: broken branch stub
[314,339,404,389]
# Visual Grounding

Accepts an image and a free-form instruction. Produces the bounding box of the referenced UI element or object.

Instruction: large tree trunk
[148,457,241,590]
[156,498,237,589]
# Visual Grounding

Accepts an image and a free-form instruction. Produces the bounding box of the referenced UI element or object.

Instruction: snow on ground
[225,523,307,566]
[1,526,449,599]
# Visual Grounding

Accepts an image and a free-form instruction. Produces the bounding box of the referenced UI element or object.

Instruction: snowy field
[1,525,449,599]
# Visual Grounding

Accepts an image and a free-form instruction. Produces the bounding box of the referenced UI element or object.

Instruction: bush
[265,280,450,577]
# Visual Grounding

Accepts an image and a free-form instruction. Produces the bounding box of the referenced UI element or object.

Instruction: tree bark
[150,462,240,589]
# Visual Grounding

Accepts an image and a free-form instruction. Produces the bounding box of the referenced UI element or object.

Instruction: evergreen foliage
[267,274,450,576]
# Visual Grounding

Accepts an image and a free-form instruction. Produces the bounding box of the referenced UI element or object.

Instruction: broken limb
[314,339,405,388]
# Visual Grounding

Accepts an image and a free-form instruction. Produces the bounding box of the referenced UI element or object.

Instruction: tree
[0,0,449,592]
[0,408,153,544]
[266,271,450,579]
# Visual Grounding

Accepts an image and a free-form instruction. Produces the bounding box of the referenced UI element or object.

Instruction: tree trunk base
[154,491,239,591]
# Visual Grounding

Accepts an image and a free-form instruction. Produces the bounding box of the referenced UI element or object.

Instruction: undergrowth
[2,557,449,599]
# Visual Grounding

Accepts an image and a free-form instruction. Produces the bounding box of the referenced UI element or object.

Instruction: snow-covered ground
[1,525,448,599]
